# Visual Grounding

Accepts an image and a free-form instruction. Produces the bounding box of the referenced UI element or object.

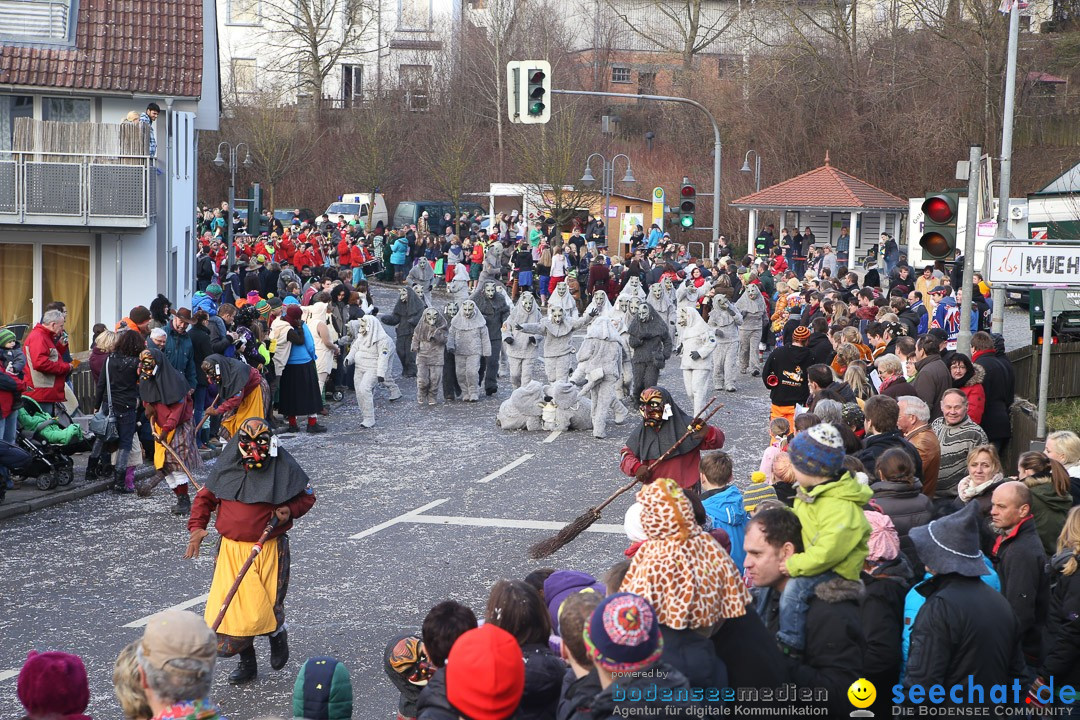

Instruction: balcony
[0,118,156,229]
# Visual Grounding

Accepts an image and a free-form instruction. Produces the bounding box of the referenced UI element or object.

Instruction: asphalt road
[0,284,1034,719]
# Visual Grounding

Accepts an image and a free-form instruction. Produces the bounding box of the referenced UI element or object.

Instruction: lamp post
[214,141,252,271]
[740,149,761,193]
[580,152,635,249]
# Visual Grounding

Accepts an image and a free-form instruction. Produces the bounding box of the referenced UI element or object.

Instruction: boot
[85,457,100,483]
[171,493,191,516]
[228,646,258,685]
[97,460,114,479]
[269,628,289,670]
[110,468,130,494]
[123,467,136,493]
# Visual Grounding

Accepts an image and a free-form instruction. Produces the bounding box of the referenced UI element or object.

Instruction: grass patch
[1048,397,1080,433]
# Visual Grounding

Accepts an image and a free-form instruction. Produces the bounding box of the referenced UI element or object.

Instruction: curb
[0,465,158,522]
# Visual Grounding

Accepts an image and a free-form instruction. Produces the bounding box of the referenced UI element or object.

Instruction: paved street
[0,284,1034,719]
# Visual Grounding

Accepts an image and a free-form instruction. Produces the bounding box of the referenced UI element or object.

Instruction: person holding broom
[184,417,316,686]
[620,386,725,495]
[200,353,270,439]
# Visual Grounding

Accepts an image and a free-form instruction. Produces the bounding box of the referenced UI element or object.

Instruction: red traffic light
[529,70,546,83]
[922,195,956,224]
[681,184,695,197]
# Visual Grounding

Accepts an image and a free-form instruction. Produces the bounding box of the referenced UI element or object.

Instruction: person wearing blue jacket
[646,223,662,249]
[699,451,749,571]
[277,304,326,434]
[390,235,409,282]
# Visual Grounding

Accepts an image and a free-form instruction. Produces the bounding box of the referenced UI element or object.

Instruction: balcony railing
[0,150,155,228]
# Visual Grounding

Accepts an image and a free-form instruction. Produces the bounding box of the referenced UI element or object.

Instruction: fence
[1005,341,1080,402]
[1004,401,1039,472]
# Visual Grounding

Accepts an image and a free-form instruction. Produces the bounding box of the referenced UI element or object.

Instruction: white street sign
[986,241,1080,286]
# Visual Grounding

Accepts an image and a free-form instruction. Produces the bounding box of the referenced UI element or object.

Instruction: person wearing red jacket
[620,386,725,493]
[185,417,315,685]
[0,327,27,445]
[279,232,296,260]
[293,246,314,273]
[22,310,73,414]
[337,237,352,270]
[309,236,325,267]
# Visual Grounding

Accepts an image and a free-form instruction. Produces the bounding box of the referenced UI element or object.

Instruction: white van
[324,193,389,229]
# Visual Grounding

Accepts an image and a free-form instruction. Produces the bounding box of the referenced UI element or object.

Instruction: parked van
[392,200,486,236]
[324,193,389,229]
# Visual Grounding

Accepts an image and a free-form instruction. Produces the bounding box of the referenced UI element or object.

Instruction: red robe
[619,426,725,489]
[189,486,316,543]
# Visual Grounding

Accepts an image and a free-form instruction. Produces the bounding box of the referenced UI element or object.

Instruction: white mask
[423,308,439,326]
[445,303,459,318]
[399,288,409,302]
[463,303,476,319]
[551,307,564,324]
[484,283,496,299]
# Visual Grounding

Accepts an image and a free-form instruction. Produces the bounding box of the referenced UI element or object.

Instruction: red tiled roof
[0,0,203,98]
[731,157,908,211]
[1026,71,1068,84]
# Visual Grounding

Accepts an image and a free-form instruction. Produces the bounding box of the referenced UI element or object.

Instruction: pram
[14,397,95,490]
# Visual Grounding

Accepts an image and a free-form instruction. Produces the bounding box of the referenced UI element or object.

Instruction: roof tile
[732,161,908,211]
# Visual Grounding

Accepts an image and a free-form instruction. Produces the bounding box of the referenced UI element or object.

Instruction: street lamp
[740,149,761,193]
[580,152,634,248]
[215,141,252,269]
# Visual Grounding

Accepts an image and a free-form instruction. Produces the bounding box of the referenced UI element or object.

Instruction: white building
[0,0,221,353]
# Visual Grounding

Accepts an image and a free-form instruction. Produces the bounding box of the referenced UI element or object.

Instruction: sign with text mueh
[987,241,1080,286]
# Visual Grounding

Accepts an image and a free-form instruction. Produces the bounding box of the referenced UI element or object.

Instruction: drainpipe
[165,98,174,299]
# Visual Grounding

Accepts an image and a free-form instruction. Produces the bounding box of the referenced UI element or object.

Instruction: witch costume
[619,386,724,493]
[203,353,270,439]
[187,417,316,685]
[138,347,203,515]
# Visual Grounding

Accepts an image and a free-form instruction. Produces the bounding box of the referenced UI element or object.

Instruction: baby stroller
[14,397,95,490]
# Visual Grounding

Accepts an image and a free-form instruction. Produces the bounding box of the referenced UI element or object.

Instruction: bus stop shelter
[731,154,908,261]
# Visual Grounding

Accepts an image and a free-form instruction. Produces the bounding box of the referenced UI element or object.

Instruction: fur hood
[814,577,865,604]
[450,301,488,331]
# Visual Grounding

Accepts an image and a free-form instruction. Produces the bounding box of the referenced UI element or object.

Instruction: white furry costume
[502,292,541,389]
[618,276,646,302]
[406,259,435,306]
[411,308,448,406]
[647,281,677,343]
[446,270,470,304]
[734,284,767,374]
[345,315,402,428]
[448,300,491,402]
[549,281,579,318]
[541,381,593,432]
[519,307,591,384]
[496,380,545,431]
[709,295,743,392]
[676,306,717,415]
[570,317,628,439]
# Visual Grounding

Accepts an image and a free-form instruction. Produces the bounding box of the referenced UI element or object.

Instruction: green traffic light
[680,215,693,228]
[529,101,545,115]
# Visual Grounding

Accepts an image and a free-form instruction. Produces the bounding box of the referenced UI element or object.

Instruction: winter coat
[286,325,316,365]
[701,485,748,570]
[276,267,300,299]
[627,306,672,365]
[345,317,393,376]
[904,424,940,498]
[0,364,27,419]
[163,327,197,390]
[903,574,1026,700]
[762,344,815,407]
[855,430,923,480]
[92,353,140,414]
[972,348,1013,442]
[1040,550,1080,688]
[659,625,728,692]
[191,291,219,317]
[931,417,988,498]
[305,302,338,376]
[912,356,951,420]
[1023,474,1071,556]
[806,332,835,366]
[677,309,717,371]
[586,662,700,718]
[416,669,456,720]
[269,317,293,376]
[954,363,986,425]
[390,237,409,265]
[860,555,915,709]
[411,315,448,366]
[871,479,932,559]
[788,472,873,581]
[880,376,918,400]
[448,303,491,357]
[991,515,1049,663]
[22,323,72,403]
[518,643,564,720]
[557,668,601,720]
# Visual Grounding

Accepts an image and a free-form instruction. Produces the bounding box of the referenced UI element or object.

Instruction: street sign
[651,187,664,231]
[986,240,1080,286]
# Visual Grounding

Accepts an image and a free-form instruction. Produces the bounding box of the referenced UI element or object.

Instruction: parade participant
[549,280,579,318]
[185,417,316,685]
[382,286,425,378]
[761,325,814,424]
[138,347,202,515]
[412,308,448,407]
[448,300,490,403]
[676,306,716,416]
[570,317,629,439]
[442,303,462,402]
[619,276,646,302]
[277,305,326,434]
[709,294,742,393]
[647,281,677,342]
[200,353,269,439]
[627,302,672,401]
[471,282,510,396]
[446,267,470,303]
[588,289,611,318]
[620,386,724,492]
[518,306,593,384]
[346,315,402,428]
[503,292,541,389]
[735,283,766,376]
[407,258,435,306]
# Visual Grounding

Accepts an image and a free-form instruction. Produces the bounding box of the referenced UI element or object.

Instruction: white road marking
[122,593,211,628]
[403,514,624,534]
[0,669,19,683]
[348,498,449,540]
[542,430,562,443]
[477,453,533,483]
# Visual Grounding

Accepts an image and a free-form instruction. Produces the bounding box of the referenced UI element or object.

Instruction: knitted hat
[445,625,524,720]
[206,284,223,298]
[0,328,16,347]
[255,299,271,319]
[246,290,262,305]
[293,657,353,720]
[787,278,801,292]
[17,651,91,720]
[792,326,811,343]
[583,593,663,673]
[285,305,303,323]
[864,510,900,562]
[788,424,845,477]
[543,571,606,635]
[751,471,767,484]
[910,500,989,577]
[842,402,865,429]
[129,305,151,325]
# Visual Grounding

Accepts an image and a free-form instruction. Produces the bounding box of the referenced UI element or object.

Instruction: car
[391,200,486,236]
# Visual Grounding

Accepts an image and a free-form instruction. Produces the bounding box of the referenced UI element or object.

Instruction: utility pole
[957,145,981,355]
[991,1,1021,334]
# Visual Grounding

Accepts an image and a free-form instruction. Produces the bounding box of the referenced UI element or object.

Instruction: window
[638,71,656,94]
[42,98,90,123]
[0,96,34,152]
[611,66,631,84]
[400,64,431,111]
[343,65,364,106]
[717,56,740,78]
[231,58,257,94]
[0,0,76,44]
[398,0,432,31]
[228,0,260,24]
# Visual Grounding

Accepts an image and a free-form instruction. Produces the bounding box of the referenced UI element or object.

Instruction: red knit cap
[445,625,524,720]
[17,651,91,720]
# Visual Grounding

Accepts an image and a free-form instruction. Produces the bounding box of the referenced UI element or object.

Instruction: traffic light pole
[991,1,1021,334]
[957,145,981,356]
[552,89,722,258]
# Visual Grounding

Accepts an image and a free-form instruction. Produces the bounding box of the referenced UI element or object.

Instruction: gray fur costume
[448,300,491,402]
[502,292,541,389]
[442,303,462,400]
[549,280,579,318]
[519,307,591,384]
[496,379,545,431]
[709,294,743,392]
[647,281,677,343]
[541,381,593,432]
[627,303,673,401]
[381,285,425,377]
[569,317,628,439]
[734,284,766,374]
[406,259,435,305]
[618,276,646,302]
[345,315,402,428]
[477,242,504,285]
[676,306,717,415]
[446,270,470,303]
[411,307,448,405]
[471,281,511,395]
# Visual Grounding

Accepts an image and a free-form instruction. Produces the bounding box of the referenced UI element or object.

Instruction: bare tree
[221,104,322,209]
[512,102,598,226]
[338,99,410,225]
[422,98,484,237]
[604,0,739,70]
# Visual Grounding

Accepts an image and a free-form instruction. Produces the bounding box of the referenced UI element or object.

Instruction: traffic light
[251,182,265,232]
[919,191,959,260]
[679,179,696,229]
[506,60,551,124]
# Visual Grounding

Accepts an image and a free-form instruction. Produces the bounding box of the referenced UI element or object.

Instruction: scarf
[152,698,226,720]
[957,472,1004,502]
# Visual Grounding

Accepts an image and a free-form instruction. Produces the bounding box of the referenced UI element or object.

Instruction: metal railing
[0,151,155,227]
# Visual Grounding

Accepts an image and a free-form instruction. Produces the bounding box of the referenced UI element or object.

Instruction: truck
[324,193,389,229]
